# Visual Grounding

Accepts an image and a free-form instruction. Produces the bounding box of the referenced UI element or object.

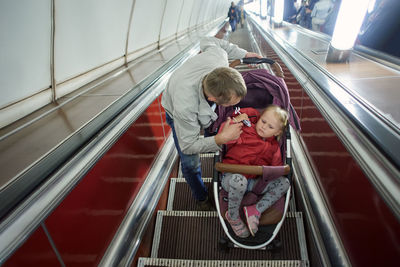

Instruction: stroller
[210,59,301,250]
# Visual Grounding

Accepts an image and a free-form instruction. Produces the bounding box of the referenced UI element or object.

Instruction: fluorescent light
[331,0,370,50]
[260,0,267,18]
[274,0,284,23]
[368,0,376,13]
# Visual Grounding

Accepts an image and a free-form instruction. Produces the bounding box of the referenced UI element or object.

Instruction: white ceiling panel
[197,0,213,25]
[55,0,131,83]
[0,0,51,108]
[177,0,195,33]
[159,0,184,41]
[128,0,166,53]
[189,0,203,28]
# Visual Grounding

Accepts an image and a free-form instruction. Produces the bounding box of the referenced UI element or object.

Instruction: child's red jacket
[220,107,282,178]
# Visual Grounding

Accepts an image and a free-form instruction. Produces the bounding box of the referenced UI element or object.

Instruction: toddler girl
[220,105,290,238]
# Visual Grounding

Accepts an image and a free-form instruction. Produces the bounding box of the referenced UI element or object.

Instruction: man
[228,2,239,32]
[162,36,260,210]
[311,0,333,32]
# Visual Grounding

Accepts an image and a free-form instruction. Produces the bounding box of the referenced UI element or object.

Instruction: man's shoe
[196,196,214,211]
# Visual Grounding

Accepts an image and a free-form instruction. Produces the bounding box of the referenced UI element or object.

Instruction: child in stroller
[219,105,290,238]
[211,67,301,249]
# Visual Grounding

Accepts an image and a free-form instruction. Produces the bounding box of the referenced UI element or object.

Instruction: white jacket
[161,37,247,154]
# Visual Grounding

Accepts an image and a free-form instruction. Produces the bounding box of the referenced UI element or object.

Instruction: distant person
[284,0,298,23]
[228,2,239,32]
[238,5,247,28]
[296,0,309,27]
[219,106,290,237]
[162,36,262,210]
[322,0,341,36]
[297,0,318,29]
[311,0,333,32]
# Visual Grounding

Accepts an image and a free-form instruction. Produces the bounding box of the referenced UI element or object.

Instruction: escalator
[136,18,400,266]
[137,26,310,266]
[138,155,309,266]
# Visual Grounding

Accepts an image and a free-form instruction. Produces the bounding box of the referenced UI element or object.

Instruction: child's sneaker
[244,205,260,236]
[225,211,250,238]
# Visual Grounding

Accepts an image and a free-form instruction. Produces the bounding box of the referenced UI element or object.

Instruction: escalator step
[138,257,306,266]
[167,178,212,211]
[151,210,308,263]
[178,153,215,178]
[168,178,297,212]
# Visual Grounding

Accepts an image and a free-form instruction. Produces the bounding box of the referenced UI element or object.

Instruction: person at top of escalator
[228,2,239,32]
[218,105,290,237]
[238,5,246,28]
[310,0,333,32]
[161,36,261,211]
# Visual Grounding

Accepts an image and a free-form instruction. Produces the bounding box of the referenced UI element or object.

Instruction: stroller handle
[241,57,275,65]
[229,57,285,78]
[215,162,290,176]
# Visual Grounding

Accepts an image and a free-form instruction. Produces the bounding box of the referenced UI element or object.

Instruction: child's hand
[233,113,249,123]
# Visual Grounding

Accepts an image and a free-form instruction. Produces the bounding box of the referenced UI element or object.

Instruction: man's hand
[214,117,243,145]
[245,52,262,58]
[245,52,262,68]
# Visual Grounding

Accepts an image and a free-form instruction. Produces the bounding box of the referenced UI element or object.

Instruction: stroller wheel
[266,238,282,250]
[218,237,230,252]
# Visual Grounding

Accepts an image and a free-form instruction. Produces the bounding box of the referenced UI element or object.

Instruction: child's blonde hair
[262,104,288,139]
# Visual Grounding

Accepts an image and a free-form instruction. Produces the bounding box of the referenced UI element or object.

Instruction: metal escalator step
[168,178,297,212]
[138,257,306,266]
[167,178,212,211]
[178,153,215,178]
[151,210,308,263]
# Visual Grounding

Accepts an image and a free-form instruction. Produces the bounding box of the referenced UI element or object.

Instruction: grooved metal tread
[178,153,215,178]
[167,178,297,212]
[140,24,311,266]
[138,258,308,267]
[167,178,212,211]
[151,210,308,262]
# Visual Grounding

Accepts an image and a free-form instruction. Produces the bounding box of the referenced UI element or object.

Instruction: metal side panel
[289,184,297,212]
[151,211,165,258]
[294,212,308,262]
[166,178,178,211]
[99,136,178,267]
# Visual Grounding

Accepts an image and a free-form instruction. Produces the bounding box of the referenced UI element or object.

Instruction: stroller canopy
[211,68,301,133]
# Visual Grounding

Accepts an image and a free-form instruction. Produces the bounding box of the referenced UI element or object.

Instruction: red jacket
[220,108,282,178]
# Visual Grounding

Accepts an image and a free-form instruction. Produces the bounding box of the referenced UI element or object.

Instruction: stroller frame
[213,131,293,250]
[210,59,300,250]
